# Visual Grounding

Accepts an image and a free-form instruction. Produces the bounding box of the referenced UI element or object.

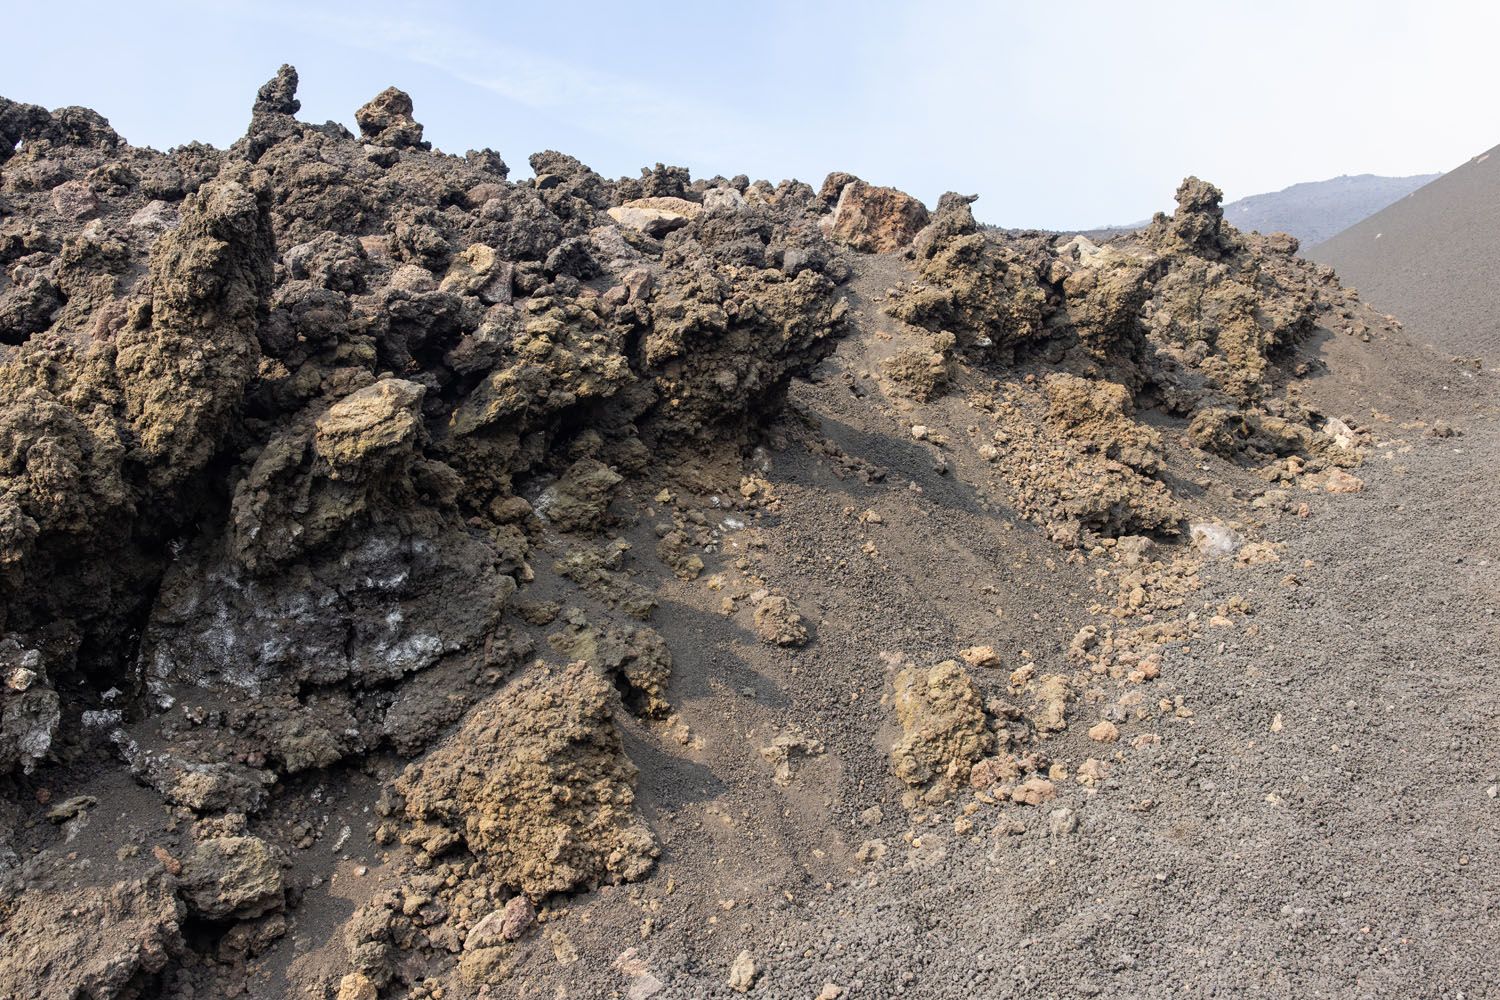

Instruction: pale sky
[4,1,1494,229]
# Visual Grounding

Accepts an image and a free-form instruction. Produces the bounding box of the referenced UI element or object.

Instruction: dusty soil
[1,67,1496,1000]
[409,262,1498,1000]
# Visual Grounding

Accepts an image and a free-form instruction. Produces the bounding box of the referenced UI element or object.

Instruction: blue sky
[4,1,1494,229]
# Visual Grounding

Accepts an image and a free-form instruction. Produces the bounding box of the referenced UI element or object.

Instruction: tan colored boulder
[702,186,747,213]
[313,378,425,480]
[753,593,808,647]
[607,196,703,237]
[1087,720,1120,743]
[728,950,757,992]
[889,660,993,793]
[1325,468,1364,494]
[337,973,378,1000]
[1012,777,1057,806]
[821,178,929,252]
[393,661,658,897]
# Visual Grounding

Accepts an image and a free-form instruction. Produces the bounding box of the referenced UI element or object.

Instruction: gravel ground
[716,392,1500,1000]
[481,262,1500,1000]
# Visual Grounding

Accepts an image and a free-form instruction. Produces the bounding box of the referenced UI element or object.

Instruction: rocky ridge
[0,67,1409,998]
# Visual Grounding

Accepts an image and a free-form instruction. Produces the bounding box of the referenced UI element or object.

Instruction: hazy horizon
[3,0,1493,229]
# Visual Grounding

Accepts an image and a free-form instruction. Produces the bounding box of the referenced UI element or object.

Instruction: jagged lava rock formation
[0,66,1406,998]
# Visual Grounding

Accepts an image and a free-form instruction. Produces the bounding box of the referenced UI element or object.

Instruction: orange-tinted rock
[821,178,929,253]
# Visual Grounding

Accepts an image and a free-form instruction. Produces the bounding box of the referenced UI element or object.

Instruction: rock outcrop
[820,176,930,253]
[0,63,1391,1000]
[880,180,1363,541]
[886,193,1046,352]
[355,87,428,150]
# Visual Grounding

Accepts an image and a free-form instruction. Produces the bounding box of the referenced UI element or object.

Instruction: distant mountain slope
[1085,173,1438,246]
[1227,173,1438,246]
[1310,147,1500,359]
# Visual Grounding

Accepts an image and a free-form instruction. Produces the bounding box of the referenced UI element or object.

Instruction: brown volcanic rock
[355,86,428,150]
[890,660,994,797]
[1044,373,1164,474]
[1137,177,1326,401]
[0,855,183,1000]
[312,377,425,479]
[0,165,275,706]
[1156,175,1229,254]
[818,170,859,205]
[0,61,853,793]
[252,64,301,117]
[885,193,1047,352]
[820,177,930,253]
[178,835,286,921]
[876,177,1383,543]
[393,661,657,897]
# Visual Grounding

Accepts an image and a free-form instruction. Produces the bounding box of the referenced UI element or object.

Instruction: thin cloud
[270,4,770,172]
